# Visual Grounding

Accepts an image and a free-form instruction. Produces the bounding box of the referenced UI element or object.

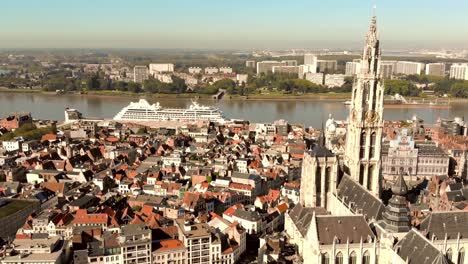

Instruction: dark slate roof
[288,203,328,237]
[445,191,465,202]
[336,175,385,221]
[447,183,463,191]
[395,229,449,264]
[233,209,261,221]
[419,211,468,240]
[316,215,375,245]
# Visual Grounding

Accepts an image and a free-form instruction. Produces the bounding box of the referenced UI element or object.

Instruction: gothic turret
[382,173,411,233]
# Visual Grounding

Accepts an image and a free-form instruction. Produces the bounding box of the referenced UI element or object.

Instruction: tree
[127,82,142,93]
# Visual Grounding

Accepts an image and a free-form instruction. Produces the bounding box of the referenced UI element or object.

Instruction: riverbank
[0,88,350,101]
[0,87,466,103]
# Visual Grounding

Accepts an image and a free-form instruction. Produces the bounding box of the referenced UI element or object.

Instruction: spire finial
[319,120,326,147]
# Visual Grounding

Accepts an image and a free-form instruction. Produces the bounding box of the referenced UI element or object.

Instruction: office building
[316,60,337,73]
[256,61,285,74]
[395,61,424,75]
[425,63,446,76]
[133,66,149,83]
[149,63,174,75]
[345,61,361,76]
[450,63,468,80]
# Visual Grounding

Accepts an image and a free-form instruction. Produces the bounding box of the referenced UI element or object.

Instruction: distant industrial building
[149,63,174,75]
[345,61,361,76]
[395,61,424,75]
[316,60,338,73]
[133,66,149,83]
[425,63,446,76]
[450,63,468,80]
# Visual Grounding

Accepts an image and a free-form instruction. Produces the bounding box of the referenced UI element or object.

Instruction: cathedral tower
[300,130,339,208]
[344,15,384,196]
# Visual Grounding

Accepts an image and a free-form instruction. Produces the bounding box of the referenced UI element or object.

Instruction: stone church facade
[285,12,463,264]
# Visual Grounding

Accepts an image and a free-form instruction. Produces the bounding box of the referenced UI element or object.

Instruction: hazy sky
[0,0,467,50]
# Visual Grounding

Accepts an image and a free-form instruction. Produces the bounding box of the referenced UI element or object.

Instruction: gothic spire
[392,173,408,196]
[318,121,325,147]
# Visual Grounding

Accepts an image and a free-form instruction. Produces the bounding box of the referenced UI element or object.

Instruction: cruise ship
[113,99,227,123]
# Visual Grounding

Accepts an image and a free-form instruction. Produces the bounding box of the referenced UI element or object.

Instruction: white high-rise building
[450,63,468,80]
[149,63,174,75]
[425,63,446,76]
[304,54,317,66]
[380,60,397,79]
[345,61,361,76]
[395,61,424,75]
[298,64,317,78]
[133,66,149,83]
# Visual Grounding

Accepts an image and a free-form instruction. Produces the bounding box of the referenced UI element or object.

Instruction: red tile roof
[154,239,185,252]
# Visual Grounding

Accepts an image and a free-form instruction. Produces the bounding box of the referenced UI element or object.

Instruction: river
[0,93,466,127]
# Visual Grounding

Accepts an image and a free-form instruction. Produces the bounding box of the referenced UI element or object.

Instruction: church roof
[395,229,449,264]
[419,211,468,240]
[316,215,375,245]
[336,175,384,221]
[288,203,328,237]
[392,173,408,196]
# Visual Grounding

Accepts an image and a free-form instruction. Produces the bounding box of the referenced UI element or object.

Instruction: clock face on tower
[365,110,379,123]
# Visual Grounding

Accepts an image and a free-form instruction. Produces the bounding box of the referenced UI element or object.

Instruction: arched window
[349,251,357,264]
[362,251,371,264]
[446,248,452,261]
[370,132,376,158]
[458,248,465,264]
[315,167,322,207]
[335,252,343,264]
[367,165,374,190]
[325,167,331,193]
[321,252,329,264]
[359,164,365,185]
[360,133,366,159]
